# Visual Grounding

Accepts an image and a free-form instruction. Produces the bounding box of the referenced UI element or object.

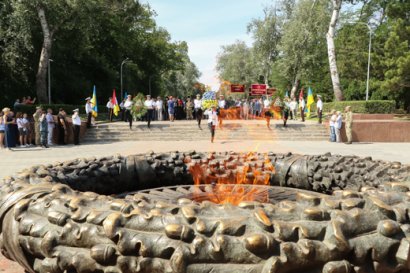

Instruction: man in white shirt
[289,98,298,120]
[317,95,323,124]
[72,109,81,145]
[106,97,114,122]
[204,105,218,143]
[85,97,93,128]
[124,95,133,129]
[194,94,203,129]
[218,95,226,127]
[156,96,163,121]
[144,95,154,128]
[46,108,55,145]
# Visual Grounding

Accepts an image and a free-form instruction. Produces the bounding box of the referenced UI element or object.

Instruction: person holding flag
[111,89,121,119]
[106,97,114,122]
[298,88,306,122]
[306,87,315,118]
[316,95,323,124]
[85,97,93,128]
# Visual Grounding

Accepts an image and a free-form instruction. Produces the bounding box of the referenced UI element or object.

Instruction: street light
[120,58,131,100]
[48,58,54,104]
[149,75,152,96]
[357,22,372,101]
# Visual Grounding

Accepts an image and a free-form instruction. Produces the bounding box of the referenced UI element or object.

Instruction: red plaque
[230,84,245,93]
[251,84,267,95]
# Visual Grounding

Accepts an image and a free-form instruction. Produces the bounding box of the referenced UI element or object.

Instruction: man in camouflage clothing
[32,106,42,145]
[345,106,353,144]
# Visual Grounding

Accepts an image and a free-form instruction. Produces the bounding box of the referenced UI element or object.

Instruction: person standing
[167,96,175,122]
[194,94,203,128]
[106,97,114,122]
[289,97,297,120]
[72,109,81,145]
[4,109,17,149]
[317,95,323,124]
[46,108,55,146]
[0,111,5,149]
[144,95,154,128]
[263,96,271,115]
[17,113,29,147]
[345,106,353,144]
[39,110,49,148]
[156,96,163,121]
[120,99,126,121]
[57,108,67,145]
[85,97,93,128]
[283,98,290,127]
[242,99,249,120]
[204,106,218,143]
[329,110,337,142]
[33,106,42,145]
[218,95,226,127]
[335,111,343,143]
[185,97,193,120]
[299,97,306,122]
[124,95,133,129]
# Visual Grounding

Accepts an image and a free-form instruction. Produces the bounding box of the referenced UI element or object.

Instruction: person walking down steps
[204,105,218,143]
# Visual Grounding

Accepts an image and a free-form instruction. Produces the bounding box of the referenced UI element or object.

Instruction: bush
[323,100,395,114]
[13,104,108,115]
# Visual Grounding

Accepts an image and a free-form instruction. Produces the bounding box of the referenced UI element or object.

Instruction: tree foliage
[0,0,200,106]
[215,0,409,109]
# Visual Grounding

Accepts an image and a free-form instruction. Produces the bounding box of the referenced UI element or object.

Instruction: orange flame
[188,152,275,205]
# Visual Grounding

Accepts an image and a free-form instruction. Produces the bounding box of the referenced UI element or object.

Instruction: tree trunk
[290,78,299,99]
[36,6,53,103]
[326,0,343,101]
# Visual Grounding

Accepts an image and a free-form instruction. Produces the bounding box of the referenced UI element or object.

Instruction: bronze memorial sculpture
[0,151,410,273]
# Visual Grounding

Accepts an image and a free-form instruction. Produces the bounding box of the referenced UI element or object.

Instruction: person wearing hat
[194,94,203,128]
[106,97,114,122]
[144,95,154,128]
[317,95,323,124]
[85,97,93,128]
[72,109,81,145]
[33,106,42,146]
[39,109,49,148]
[204,105,219,143]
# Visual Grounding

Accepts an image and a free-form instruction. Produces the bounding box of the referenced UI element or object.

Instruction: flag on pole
[111,89,120,116]
[306,87,315,118]
[91,85,98,118]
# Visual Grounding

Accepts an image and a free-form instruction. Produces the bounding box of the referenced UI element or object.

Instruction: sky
[145,0,275,90]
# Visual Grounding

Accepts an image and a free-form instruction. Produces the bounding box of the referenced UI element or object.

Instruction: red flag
[111,89,120,116]
[299,88,304,100]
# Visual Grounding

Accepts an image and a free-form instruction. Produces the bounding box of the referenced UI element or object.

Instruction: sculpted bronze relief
[0,151,409,273]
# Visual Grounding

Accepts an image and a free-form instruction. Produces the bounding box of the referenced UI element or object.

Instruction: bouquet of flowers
[131,93,147,120]
[201,91,218,110]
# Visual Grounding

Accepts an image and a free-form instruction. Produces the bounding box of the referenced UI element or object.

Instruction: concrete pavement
[1,140,409,179]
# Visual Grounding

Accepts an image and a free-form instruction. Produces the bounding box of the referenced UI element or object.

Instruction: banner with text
[230,84,245,93]
[250,84,267,96]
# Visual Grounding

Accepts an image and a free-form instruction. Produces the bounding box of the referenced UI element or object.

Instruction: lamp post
[48,58,54,104]
[120,58,131,100]
[357,22,372,101]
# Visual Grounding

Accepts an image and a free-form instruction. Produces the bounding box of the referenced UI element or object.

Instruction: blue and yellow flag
[306,87,315,118]
[91,85,98,118]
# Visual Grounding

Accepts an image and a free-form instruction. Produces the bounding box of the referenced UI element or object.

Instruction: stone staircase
[82,120,329,142]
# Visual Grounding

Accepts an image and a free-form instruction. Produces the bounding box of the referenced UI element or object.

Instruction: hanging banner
[251,84,267,95]
[267,88,276,95]
[230,84,245,93]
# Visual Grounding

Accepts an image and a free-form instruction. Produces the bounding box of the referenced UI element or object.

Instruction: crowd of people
[0,106,82,150]
[0,92,353,149]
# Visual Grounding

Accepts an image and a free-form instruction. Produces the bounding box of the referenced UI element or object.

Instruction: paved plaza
[1,139,409,179]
